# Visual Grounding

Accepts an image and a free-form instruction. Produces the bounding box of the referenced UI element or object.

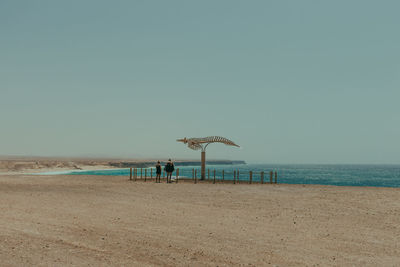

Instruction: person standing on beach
[164,159,174,183]
[155,161,161,183]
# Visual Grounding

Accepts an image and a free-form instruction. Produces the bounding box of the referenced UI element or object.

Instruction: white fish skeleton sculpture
[177,136,239,151]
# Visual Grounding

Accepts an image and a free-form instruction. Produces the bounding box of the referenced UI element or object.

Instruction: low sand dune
[0,174,399,266]
[0,157,243,174]
[0,157,111,173]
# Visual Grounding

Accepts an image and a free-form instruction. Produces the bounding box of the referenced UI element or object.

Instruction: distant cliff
[109,160,246,168]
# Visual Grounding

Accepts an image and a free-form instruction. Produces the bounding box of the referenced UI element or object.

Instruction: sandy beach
[1,173,399,266]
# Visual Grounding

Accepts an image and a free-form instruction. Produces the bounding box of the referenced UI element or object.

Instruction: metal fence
[129,168,278,184]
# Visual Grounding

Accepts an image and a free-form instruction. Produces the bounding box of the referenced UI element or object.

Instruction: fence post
[213,169,216,184]
[140,168,143,179]
[208,169,210,180]
[130,168,132,180]
[261,171,264,184]
[176,168,179,183]
[249,171,253,184]
[237,170,240,184]
[234,170,236,184]
[144,169,147,182]
[194,169,197,184]
[134,168,137,181]
[192,168,194,179]
[222,170,225,183]
[270,171,273,184]
[275,171,277,184]
[151,168,153,179]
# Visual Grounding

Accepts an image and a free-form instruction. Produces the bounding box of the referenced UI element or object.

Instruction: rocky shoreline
[109,160,246,168]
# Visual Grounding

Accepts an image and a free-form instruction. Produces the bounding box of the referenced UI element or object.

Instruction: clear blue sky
[1,1,399,164]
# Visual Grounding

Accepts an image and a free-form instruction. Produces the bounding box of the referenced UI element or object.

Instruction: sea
[58,164,400,188]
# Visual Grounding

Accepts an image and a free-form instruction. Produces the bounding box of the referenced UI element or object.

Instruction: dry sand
[1,174,399,266]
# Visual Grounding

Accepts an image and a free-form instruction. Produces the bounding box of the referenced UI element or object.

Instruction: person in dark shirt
[164,159,175,183]
[155,161,161,183]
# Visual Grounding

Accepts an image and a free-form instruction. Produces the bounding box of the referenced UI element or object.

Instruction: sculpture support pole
[177,137,239,181]
[201,151,206,180]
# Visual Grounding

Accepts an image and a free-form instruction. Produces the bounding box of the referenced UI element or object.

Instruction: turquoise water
[66,164,400,188]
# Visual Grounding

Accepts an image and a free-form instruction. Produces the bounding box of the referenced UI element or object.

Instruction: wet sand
[1,174,399,266]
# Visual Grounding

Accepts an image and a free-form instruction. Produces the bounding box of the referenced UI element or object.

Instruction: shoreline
[2,158,399,189]
[3,172,400,191]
